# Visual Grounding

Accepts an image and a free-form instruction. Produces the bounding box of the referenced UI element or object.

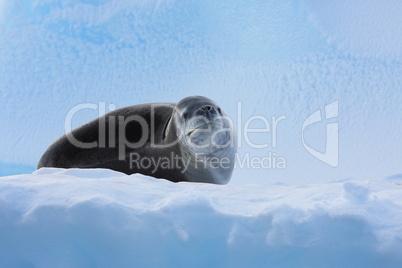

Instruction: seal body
[38,96,236,184]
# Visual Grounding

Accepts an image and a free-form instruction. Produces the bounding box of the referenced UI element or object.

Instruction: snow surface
[1,168,402,267]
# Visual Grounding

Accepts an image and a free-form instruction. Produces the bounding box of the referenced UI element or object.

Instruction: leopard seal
[37,96,236,184]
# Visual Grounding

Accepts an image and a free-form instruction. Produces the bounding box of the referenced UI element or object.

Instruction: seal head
[170,96,236,184]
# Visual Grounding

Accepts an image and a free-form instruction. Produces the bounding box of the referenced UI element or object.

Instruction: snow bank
[1,169,402,267]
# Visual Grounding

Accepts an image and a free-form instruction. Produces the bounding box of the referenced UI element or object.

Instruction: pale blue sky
[0,0,401,182]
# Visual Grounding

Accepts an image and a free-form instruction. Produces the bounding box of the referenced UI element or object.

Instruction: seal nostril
[203,105,212,111]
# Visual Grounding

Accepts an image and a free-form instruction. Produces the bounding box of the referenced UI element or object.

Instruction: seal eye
[182,112,188,120]
[217,108,222,114]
